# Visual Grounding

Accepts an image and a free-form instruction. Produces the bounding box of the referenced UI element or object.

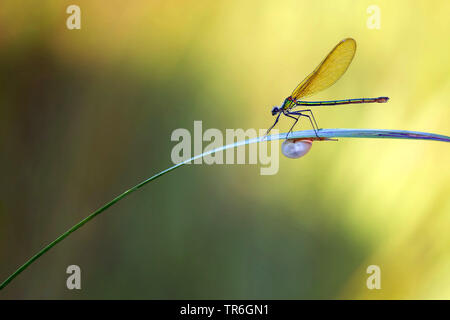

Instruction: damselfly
[267,38,389,137]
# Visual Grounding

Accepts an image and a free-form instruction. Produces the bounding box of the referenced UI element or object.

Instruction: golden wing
[291,38,357,100]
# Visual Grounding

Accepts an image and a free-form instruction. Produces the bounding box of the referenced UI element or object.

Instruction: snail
[281,139,313,159]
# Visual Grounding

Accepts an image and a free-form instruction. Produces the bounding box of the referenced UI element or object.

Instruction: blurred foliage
[0,0,449,299]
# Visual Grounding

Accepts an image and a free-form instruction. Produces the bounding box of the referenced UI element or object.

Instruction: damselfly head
[271,106,280,116]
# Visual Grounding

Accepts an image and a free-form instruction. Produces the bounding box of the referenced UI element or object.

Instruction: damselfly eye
[271,107,279,116]
[282,139,313,159]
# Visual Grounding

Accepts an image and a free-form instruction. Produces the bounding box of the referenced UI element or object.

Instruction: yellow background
[0,0,449,298]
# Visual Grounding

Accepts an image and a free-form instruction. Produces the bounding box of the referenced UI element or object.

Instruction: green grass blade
[1,128,448,290]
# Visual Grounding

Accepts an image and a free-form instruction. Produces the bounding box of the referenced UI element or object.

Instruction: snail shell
[281,139,313,159]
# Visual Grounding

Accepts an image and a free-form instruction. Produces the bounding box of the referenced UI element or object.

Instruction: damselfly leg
[286,111,320,138]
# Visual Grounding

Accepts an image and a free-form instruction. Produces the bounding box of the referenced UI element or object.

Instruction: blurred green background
[0,0,449,299]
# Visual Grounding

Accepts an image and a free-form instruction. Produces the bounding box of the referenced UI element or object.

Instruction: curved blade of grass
[1,128,449,290]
